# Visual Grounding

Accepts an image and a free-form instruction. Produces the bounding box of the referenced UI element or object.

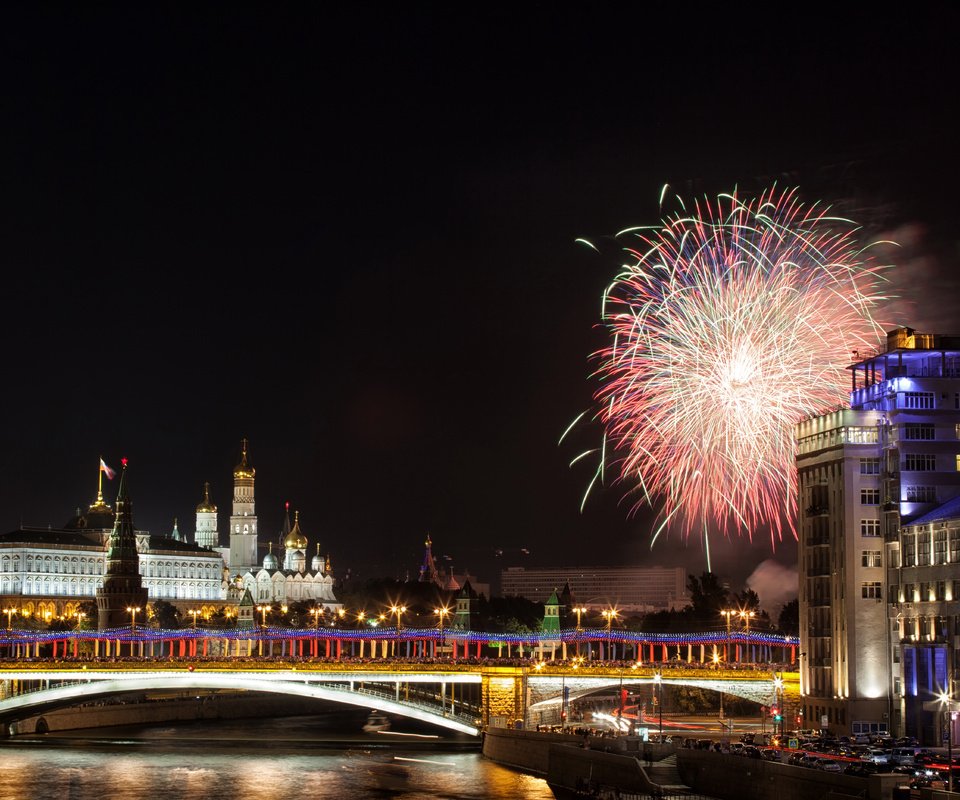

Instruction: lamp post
[572,605,588,656]
[654,671,663,741]
[739,609,756,632]
[74,611,86,631]
[940,692,954,792]
[3,607,15,631]
[602,608,620,660]
[721,609,736,662]
[126,605,141,631]
[310,607,323,630]
[189,609,200,629]
[255,605,271,657]
[435,605,450,655]
[389,604,406,657]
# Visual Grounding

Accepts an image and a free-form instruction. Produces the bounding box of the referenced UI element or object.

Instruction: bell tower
[228,438,258,574]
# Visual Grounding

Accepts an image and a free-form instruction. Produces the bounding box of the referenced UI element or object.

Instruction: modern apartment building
[499,565,687,612]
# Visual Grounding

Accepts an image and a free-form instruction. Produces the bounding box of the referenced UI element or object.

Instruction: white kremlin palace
[0,440,341,622]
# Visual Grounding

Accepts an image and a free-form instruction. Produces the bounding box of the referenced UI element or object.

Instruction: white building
[796,326,960,740]
[0,440,341,622]
[239,509,341,612]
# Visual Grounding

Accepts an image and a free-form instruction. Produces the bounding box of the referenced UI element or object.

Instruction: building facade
[499,566,687,612]
[0,439,341,623]
[796,326,960,740]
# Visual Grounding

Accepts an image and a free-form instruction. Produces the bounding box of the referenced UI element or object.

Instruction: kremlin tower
[95,461,148,630]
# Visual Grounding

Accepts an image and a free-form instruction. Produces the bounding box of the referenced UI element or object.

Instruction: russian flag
[100,458,116,480]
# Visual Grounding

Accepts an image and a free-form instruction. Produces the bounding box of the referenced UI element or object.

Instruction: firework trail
[573,185,892,550]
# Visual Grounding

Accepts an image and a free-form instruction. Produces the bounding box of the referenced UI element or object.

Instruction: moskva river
[0,711,555,800]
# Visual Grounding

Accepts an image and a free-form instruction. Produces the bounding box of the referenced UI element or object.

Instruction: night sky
[0,6,957,603]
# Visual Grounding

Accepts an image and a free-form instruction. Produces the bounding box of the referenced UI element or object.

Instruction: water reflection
[0,717,555,800]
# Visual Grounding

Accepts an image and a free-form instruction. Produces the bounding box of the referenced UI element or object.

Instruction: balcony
[805,505,829,518]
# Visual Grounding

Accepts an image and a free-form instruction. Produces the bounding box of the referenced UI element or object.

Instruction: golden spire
[233,438,255,479]
[196,481,217,512]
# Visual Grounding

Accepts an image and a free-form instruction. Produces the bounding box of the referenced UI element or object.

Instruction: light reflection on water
[0,717,556,800]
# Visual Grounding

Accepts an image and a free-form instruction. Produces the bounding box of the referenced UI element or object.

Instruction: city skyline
[0,7,957,594]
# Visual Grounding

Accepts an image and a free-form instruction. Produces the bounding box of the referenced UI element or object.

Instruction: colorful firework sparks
[572,185,892,550]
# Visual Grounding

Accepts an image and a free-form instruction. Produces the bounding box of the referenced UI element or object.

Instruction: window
[904,454,937,471]
[861,519,881,537]
[860,458,881,475]
[861,550,882,567]
[901,392,935,410]
[906,486,937,503]
[903,423,935,441]
[937,581,947,600]
[918,531,931,565]
[903,537,916,566]
[935,529,948,564]
[862,582,882,599]
[951,530,960,562]
[846,426,879,444]
[861,489,880,505]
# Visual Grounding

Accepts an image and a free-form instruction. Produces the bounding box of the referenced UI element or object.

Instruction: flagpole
[97,457,104,503]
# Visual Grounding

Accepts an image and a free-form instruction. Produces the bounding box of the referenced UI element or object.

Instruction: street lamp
[189,609,200,629]
[739,609,756,632]
[3,607,16,631]
[74,611,86,631]
[256,604,271,628]
[435,605,451,653]
[126,605,141,631]
[310,607,324,630]
[654,671,663,741]
[941,691,955,792]
[572,606,588,655]
[389,604,406,657]
[602,608,620,632]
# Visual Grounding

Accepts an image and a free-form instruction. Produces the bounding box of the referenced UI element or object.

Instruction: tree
[777,599,799,635]
[150,600,181,629]
[686,572,731,627]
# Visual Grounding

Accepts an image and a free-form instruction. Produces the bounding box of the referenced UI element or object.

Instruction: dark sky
[0,5,957,596]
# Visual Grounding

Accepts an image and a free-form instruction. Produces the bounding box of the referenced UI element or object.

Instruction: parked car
[860,748,889,765]
[891,747,923,766]
[815,758,843,773]
[742,746,762,759]
[760,748,781,762]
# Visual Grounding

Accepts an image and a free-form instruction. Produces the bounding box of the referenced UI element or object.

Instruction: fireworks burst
[574,185,892,550]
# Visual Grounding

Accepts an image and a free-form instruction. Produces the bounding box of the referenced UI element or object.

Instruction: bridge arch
[0,674,480,736]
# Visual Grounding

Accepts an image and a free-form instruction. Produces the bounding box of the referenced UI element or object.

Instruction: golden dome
[233,438,256,479]
[196,482,217,513]
[284,510,308,550]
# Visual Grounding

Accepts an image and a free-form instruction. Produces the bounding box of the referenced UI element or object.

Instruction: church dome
[233,438,256,479]
[196,482,217,513]
[263,543,279,570]
[284,511,308,550]
[311,543,323,572]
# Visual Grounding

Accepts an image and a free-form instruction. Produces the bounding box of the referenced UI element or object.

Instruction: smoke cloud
[746,559,798,617]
